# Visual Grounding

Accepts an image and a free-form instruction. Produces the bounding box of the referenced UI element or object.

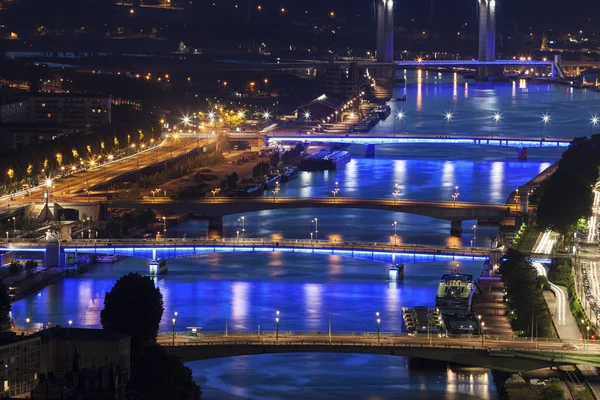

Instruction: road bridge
[159,333,600,372]
[107,197,513,235]
[0,238,493,268]
[266,134,571,158]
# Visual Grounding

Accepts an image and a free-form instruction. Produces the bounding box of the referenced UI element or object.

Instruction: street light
[492,113,501,139]
[481,321,485,347]
[332,181,340,203]
[592,116,599,135]
[392,184,400,204]
[452,186,460,207]
[312,218,318,241]
[442,112,453,134]
[263,111,271,126]
[303,111,311,125]
[472,224,477,240]
[376,312,381,346]
[172,318,176,345]
[540,114,550,141]
[25,318,30,331]
[275,310,280,344]
[394,111,405,137]
[68,320,73,327]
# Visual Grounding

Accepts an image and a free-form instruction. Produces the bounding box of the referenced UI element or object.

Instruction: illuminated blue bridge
[0,239,492,270]
[266,134,571,158]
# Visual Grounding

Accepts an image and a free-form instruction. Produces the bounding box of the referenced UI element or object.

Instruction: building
[0,332,41,398]
[27,94,112,132]
[581,68,600,87]
[0,123,67,149]
[31,327,130,379]
[0,99,28,123]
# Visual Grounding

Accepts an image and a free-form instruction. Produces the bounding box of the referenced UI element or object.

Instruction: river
[11,74,600,399]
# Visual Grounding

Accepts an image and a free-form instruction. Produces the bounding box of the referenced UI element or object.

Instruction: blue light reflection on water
[11,253,499,400]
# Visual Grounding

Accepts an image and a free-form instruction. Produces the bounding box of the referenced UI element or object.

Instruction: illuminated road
[588,184,600,243]
[532,229,556,255]
[0,137,208,212]
[533,262,567,325]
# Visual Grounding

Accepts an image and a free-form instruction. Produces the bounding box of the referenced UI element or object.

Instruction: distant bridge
[160,333,600,372]
[108,197,513,229]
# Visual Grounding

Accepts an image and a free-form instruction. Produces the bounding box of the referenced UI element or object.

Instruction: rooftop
[30,327,129,342]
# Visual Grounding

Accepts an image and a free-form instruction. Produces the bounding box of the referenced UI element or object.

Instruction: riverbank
[6,268,66,302]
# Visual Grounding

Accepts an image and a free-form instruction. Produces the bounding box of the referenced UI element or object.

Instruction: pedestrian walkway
[472,277,513,337]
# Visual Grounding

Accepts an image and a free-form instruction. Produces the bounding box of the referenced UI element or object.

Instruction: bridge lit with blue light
[267,135,571,148]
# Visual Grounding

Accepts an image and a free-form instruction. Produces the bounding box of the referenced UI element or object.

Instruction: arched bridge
[160,333,600,373]
[107,197,513,234]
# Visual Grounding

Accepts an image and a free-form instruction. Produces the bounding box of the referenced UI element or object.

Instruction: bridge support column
[517,147,528,161]
[45,242,60,268]
[364,144,376,158]
[450,221,462,237]
[207,216,224,236]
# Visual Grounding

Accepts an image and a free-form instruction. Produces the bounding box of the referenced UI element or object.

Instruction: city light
[541,114,550,124]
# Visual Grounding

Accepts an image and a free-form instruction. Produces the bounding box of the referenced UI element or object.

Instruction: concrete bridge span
[107,197,513,235]
[162,338,600,372]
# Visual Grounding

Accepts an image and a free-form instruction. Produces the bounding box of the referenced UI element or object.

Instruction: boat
[149,258,168,275]
[235,182,263,197]
[434,273,475,316]
[262,173,281,189]
[299,150,351,171]
[373,105,391,120]
[402,307,447,336]
[280,166,299,182]
[388,263,404,281]
[95,254,118,263]
[395,95,407,102]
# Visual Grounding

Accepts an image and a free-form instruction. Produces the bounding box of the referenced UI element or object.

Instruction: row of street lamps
[392,111,600,138]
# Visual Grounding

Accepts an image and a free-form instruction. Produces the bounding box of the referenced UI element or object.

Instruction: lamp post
[312,218,318,241]
[241,216,245,237]
[172,317,176,345]
[162,217,167,239]
[481,321,485,347]
[304,111,311,126]
[332,181,340,203]
[45,178,52,209]
[541,114,550,141]
[452,186,460,207]
[376,312,381,346]
[394,111,404,137]
[392,184,400,204]
[68,320,73,327]
[592,116,598,135]
[11,217,15,240]
[472,224,477,240]
[492,113,501,139]
[275,310,280,344]
[514,189,520,212]
[25,318,30,332]
[442,112,453,135]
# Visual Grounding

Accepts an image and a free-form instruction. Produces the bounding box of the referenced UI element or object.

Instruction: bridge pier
[450,221,462,237]
[207,216,224,236]
[364,144,376,158]
[517,147,528,161]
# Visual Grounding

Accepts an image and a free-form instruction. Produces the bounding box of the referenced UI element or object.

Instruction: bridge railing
[9,237,491,255]
[158,330,584,344]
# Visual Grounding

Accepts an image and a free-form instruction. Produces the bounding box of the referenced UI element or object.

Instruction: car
[561,343,579,350]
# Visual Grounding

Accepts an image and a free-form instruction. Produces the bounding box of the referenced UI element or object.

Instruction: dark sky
[249,0,597,34]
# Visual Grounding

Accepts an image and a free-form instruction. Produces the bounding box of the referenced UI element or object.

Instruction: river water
[11,74,600,399]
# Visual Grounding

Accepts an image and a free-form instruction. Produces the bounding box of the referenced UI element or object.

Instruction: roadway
[0,136,208,215]
[155,331,600,372]
[108,196,513,222]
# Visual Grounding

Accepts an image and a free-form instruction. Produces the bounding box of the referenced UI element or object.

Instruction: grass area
[514,227,540,254]
[567,382,595,400]
[506,385,545,400]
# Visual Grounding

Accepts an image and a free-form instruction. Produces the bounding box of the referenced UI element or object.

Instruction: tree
[0,281,11,332]
[101,273,164,354]
[270,151,280,167]
[127,345,202,400]
[120,212,136,234]
[24,260,37,275]
[226,172,239,189]
[8,260,21,275]
[253,161,270,178]
[543,383,564,400]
